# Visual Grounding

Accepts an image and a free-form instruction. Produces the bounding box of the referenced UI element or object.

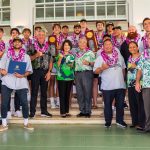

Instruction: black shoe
[116,121,127,128]
[77,113,85,117]
[136,127,144,131]
[130,125,135,128]
[104,122,111,128]
[137,129,150,134]
[85,113,91,118]
[41,112,52,118]
[29,113,35,118]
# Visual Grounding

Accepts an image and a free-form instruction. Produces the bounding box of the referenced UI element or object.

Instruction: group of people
[0,17,150,133]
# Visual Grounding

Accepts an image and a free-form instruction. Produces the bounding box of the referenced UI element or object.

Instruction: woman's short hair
[61,39,72,51]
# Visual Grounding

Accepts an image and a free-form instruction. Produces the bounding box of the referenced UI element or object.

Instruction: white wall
[10,0,34,31]
[128,0,150,31]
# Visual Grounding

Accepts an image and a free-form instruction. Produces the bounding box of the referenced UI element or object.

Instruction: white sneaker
[14,111,22,118]
[50,98,56,109]
[7,111,12,119]
[0,125,8,132]
[24,124,34,131]
[55,98,60,108]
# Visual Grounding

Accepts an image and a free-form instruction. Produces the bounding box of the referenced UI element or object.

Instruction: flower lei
[76,47,90,58]
[52,32,63,46]
[128,55,140,63]
[142,34,150,59]
[101,47,118,66]
[71,33,82,47]
[22,38,32,47]
[61,33,68,40]
[95,31,105,48]
[9,39,14,48]
[7,47,26,62]
[112,35,126,48]
[126,34,140,44]
[34,40,49,53]
[0,40,5,51]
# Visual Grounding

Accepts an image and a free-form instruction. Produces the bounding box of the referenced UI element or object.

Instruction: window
[86,3,94,18]
[45,5,54,19]
[107,2,116,18]
[55,4,64,19]
[36,5,44,19]
[35,0,127,22]
[76,3,84,19]
[2,0,10,6]
[36,0,44,3]
[117,1,126,17]
[0,0,10,25]
[97,2,105,18]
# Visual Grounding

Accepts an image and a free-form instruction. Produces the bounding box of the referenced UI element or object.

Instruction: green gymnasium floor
[0,124,149,150]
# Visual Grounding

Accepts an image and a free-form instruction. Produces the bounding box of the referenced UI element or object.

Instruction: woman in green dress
[56,40,75,117]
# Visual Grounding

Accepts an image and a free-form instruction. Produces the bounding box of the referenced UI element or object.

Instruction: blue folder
[8,60,27,75]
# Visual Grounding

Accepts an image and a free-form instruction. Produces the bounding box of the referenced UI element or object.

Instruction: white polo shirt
[93,51,126,90]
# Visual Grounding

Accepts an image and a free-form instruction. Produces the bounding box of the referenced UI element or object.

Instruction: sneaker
[0,125,8,132]
[116,121,127,128]
[104,122,111,128]
[14,110,22,118]
[7,111,12,119]
[50,98,56,109]
[24,124,34,131]
[41,112,52,118]
[55,98,60,108]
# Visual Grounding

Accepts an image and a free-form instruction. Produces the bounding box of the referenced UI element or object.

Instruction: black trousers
[128,87,145,128]
[102,89,125,124]
[58,80,73,115]
[30,69,48,115]
[7,92,20,112]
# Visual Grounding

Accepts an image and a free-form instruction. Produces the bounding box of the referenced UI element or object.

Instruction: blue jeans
[75,70,93,114]
[102,89,125,124]
[1,85,29,119]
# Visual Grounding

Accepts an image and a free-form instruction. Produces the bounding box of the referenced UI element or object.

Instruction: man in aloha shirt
[27,29,52,118]
[75,37,95,118]
[135,17,150,133]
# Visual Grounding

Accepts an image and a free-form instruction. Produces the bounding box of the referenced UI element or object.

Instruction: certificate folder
[8,60,27,75]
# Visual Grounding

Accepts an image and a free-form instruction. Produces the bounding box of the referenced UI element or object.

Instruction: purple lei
[126,34,140,45]
[101,47,118,66]
[112,35,126,48]
[95,31,105,48]
[142,34,150,59]
[22,38,32,47]
[71,33,82,47]
[7,47,26,62]
[0,40,5,51]
[34,41,49,53]
[9,39,14,48]
[76,47,90,58]
[128,55,140,63]
[52,33,63,46]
